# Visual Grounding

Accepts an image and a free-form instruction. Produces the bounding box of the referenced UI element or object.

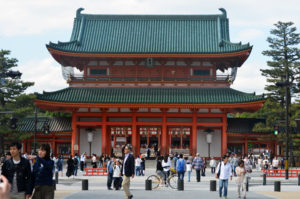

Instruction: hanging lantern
[186,129,190,135]
[111,128,115,135]
[128,127,132,135]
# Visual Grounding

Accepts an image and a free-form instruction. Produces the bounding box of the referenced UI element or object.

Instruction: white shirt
[135,158,142,167]
[272,159,279,167]
[162,160,171,172]
[123,153,129,175]
[113,165,121,177]
[186,163,192,171]
[210,159,216,167]
[81,154,85,162]
[216,162,232,180]
[12,159,21,194]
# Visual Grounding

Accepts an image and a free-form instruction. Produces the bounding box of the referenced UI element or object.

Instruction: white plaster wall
[80,128,102,155]
[197,129,221,157]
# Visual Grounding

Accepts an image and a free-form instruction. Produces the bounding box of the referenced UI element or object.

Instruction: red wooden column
[23,140,27,153]
[244,140,248,155]
[28,141,32,154]
[192,110,197,156]
[71,112,77,156]
[221,113,228,156]
[101,110,108,155]
[131,108,138,156]
[161,109,168,155]
[52,134,56,156]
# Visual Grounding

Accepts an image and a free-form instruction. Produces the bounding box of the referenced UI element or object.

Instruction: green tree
[0,50,34,154]
[261,21,300,105]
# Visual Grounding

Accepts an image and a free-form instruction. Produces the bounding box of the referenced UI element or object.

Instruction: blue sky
[1,0,299,94]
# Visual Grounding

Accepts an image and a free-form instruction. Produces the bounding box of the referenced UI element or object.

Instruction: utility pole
[276,68,293,180]
[34,106,37,153]
[284,71,290,180]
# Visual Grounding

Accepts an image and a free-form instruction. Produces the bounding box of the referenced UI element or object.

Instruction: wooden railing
[69,75,231,82]
[261,169,300,178]
[84,168,108,176]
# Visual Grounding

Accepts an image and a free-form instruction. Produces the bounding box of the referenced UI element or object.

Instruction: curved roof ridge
[75,7,228,21]
[222,40,251,48]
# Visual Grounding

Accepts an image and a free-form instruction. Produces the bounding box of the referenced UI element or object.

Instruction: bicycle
[146,168,178,189]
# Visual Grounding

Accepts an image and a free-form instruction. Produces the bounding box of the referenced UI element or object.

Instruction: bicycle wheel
[167,175,178,189]
[147,175,161,189]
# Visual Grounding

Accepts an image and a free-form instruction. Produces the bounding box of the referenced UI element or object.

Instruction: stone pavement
[54,166,300,199]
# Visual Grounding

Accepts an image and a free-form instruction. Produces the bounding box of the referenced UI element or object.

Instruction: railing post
[263,173,266,185]
[274,181,281,192]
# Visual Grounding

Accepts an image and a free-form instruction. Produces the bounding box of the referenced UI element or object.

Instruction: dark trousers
[74,167,78,176]
[202,167,206,176]
[32,185,54,199]
[107,173,113,189]
[113,177,122,190]
[196,169,201,182]
[211,167,215,174]
[80,161,84,171]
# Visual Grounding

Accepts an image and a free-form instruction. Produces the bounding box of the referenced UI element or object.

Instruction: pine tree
[261,21,300,104]
[0,49,34,154]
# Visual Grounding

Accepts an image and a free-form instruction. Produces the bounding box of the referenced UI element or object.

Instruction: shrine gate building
[34,8,265,157]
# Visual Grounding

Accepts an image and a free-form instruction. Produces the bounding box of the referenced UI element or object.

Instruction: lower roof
[36,87,264,104]
[17,117,72,133]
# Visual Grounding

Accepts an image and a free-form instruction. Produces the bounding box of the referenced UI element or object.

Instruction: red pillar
[71,112,77,156]
[23,140,27,154]
[192,110,197,156]
[52,134,56,156]
[28,141,32,154]
[131,109,138,156]
[221,114,227,156]
[244,139,248,155]
[161,109,168,155]
[101,112,107,155]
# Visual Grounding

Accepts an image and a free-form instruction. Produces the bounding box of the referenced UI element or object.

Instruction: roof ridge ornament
[219,8,227,18]
[76,8,84,17]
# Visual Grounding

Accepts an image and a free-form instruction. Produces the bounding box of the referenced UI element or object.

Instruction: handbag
[216,162,222,179]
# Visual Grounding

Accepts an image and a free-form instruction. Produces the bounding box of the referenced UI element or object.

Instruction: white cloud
[1,0,300,37]
[231,62,267,95]
[235,29,264,43]
[18,58,67,93]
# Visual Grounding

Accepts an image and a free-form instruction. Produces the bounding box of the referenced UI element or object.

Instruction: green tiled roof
[47,8,251,54]
[36,87,264,104]
[17,117,72,133]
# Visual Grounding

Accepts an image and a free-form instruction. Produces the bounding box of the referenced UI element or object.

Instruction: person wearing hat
[186,158,192,182]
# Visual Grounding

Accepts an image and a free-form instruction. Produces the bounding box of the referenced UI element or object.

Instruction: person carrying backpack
[73,153,80,176]
[113,159,122,190]
[176,154,186,180]
[57,155,63,177]
[107,156,115,190]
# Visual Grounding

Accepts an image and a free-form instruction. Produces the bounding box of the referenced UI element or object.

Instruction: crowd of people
[0,141,286,199]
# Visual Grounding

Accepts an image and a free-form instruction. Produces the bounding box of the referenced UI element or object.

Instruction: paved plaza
[53,163,300,199]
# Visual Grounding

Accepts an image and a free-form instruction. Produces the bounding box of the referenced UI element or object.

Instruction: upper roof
[47,8,251,55]
[36,87,264,104]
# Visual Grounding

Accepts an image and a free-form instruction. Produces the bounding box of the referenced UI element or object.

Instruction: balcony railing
[69,75,231,83]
